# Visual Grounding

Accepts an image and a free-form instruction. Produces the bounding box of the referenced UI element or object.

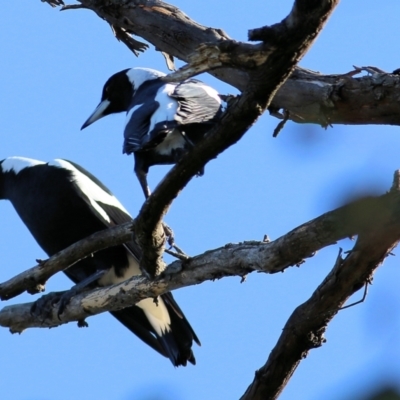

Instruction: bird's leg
[30,291,65,321]
[134,156,152,199]
[31,270,107,319]
[134,157,175,246]
[136,169,152,199]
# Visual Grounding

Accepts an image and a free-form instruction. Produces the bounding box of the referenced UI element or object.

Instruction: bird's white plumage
[154,131,186,156]
[49,159,129,223]
[98,252,171,335]
[139,298,171,335]
[1,157,45,174]
[98,252,141,285]
[126,68,165,90]
[148,84,179,133]
[125,104,143,126]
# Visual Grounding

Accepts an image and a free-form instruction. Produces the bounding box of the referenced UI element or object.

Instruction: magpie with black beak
[81,67,224,198]
[0,156,200,366]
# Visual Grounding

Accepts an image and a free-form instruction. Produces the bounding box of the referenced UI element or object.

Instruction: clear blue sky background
[1,1,400,399]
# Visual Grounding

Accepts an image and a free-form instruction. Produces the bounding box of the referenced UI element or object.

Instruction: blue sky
[1,1,400,399]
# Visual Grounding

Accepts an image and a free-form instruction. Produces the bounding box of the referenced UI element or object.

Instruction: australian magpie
[0,156,200,366]
[81,67,224,198]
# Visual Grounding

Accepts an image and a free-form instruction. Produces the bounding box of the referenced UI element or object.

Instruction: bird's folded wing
[171,80,222,125]
[123,101,160,154]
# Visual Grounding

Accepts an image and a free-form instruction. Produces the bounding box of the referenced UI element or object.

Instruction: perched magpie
[0,156,200,366]
[81,67,224,198]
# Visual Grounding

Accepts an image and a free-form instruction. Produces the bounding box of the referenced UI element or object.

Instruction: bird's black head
[81,67,166,130]
[81,68,132,130]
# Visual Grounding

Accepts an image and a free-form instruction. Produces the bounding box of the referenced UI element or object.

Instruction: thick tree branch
[269,66,400,128]
[240,173,400,399]
[0,222,133,300]
[1,178,398,332]
[0,192,386,302]
[46,1,400,127]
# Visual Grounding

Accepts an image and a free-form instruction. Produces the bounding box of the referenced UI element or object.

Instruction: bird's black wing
[171,79,222,125]
[123,101,160,154]
[97,201,200,365]
[107,212,200,365]
[57,160,167,356]
[61,160,199,365]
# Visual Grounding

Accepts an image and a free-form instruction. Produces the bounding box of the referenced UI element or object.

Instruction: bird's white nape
[126,67,166,90]
[1,156,45,174]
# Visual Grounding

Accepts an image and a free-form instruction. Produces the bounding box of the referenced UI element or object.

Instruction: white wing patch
[49,159,130,223]
[2,156,45,174]
[148,84,179,134]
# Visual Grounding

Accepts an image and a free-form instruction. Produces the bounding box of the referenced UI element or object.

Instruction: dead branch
[45,1,400,128]
[133,0,339,276]
[240,172,400,400]
[2,179,398,333]
[0,222,133,300]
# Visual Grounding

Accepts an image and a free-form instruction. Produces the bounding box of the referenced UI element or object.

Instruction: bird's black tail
[111,291,200,367]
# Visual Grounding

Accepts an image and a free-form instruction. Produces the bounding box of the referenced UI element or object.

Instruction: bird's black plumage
[81,67,225,198]
[0,156,200,366]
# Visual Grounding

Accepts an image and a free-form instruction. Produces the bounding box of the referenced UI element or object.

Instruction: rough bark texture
[133,0,338,277]
[4,1,398,399]
[270,66,400,128]
[1,186,392,303]
[0,179,397,332]
[0,222,133,300]
[52,0,400,128]
[240,172,400,399]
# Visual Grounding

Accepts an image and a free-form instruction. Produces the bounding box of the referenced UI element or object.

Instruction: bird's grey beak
[81,99,111,130]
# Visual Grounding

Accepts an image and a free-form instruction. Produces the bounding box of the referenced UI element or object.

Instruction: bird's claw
[30,291,65,320]
[31,289,78,320]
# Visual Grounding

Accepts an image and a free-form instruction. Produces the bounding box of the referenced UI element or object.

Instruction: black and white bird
[81,67,224,198]
[0,156,200,366]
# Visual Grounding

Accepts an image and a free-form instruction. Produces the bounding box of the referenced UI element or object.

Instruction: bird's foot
[30,291,68,320]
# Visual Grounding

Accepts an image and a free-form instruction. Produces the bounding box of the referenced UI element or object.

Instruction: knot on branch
[307,330,326,349]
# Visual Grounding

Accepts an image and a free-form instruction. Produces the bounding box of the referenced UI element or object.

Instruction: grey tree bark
[2,1,399,399]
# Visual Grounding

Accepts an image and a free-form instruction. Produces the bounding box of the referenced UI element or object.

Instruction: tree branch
[0,222,133,300]
[269,66,400,128]
[47,1,400,128]
[2,177,398,332]
[240,173,400,399]
[132,0,339,276]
